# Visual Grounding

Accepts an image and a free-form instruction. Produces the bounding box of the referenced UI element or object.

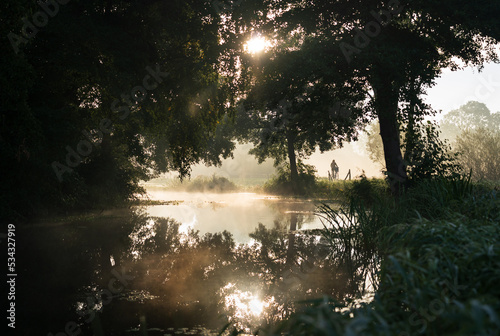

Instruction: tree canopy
[1,0,235,220]
[235,39,368,193]
[2,0,500,219]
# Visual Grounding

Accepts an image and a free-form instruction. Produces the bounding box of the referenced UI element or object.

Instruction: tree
[225,0,500,194]
[439,101,500,181]
[366,120,460,182]
[238,41,367,194]
[1,0,235,220]
[365,122,385,168]
[441,101,500,140]
[455,128,500,181]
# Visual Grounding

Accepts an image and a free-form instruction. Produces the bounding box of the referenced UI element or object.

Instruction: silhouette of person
[330,159,339,179]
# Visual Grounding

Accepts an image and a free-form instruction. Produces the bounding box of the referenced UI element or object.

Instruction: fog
[189,143,276,180]
[186,138,382,181]
[304,139,383,179]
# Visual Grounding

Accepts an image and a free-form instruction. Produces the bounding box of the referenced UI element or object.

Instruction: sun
[245,36,267,54]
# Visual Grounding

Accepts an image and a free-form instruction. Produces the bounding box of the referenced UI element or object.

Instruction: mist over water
[185,141,383,181]
[144,190,324,243]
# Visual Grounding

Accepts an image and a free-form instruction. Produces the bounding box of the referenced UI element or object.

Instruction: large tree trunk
[403,78,420,168]
[373,81,407,195]
[286,129,299,195]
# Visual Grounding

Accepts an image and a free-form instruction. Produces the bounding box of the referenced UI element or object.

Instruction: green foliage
[366,118,464,186]
[441,101,500,140]
[230,0,500,190]
[1,0,235,221]
[263,162,317,196]
[311,177,388,202]
[403,121,462,183]
[346,174,389,206]
[263,177,500,336]
[377,215,500,335]
[317,202,381,294]
[436,101,500,182]
[237,27,368,194]
[365,122,386,168]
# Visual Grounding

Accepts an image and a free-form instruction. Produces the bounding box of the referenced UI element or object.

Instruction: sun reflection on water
[221,283,275,324]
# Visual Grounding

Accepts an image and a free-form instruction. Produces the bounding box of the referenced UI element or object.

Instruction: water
[17,191,375,335]
[143,190,325,242]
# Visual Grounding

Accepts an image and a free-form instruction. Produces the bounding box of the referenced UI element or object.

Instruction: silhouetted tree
[236,38,367,194]
[1,0,235,219]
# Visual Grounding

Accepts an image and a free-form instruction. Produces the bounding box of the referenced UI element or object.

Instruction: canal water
[16,191,375,335]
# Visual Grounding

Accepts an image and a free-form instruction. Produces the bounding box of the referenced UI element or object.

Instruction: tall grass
[316,202,382,295]
[262,175,500,335]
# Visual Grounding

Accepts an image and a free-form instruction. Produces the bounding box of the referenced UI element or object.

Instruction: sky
[425,62,500,117]
[188,62,500,180]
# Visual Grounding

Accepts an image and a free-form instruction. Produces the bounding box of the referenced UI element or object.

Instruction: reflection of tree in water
[264,199,318,230]
[119,209,377,333]
[24,208,375,335]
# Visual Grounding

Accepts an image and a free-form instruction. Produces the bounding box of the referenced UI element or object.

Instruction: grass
[255,175,500,335]
[315,175,389,202]
[261,166,388,200]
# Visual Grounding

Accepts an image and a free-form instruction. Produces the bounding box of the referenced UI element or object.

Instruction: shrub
[403,121,462,183]
[263,162,317,196]
[185,175,238,193]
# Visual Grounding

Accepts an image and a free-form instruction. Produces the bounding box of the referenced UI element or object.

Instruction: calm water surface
[144,190,325,242]
[17,191,375,335]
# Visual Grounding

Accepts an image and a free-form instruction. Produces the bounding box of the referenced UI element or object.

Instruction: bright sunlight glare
[222,283,275,320]
[248,298,265,316]
[245,36,267,54]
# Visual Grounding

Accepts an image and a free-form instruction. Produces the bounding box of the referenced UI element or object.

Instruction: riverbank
[263,176,500,335]
[141,174,388,202]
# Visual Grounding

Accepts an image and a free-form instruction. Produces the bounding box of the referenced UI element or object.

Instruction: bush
[185,175,238,193]
[263,162,317,196]
[313,176,389,203]
[346,174,389,205]
[403,121,462,183]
